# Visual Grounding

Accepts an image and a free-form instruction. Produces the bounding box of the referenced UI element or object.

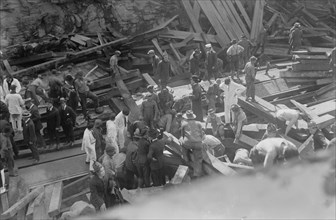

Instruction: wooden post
[48,181,63,217]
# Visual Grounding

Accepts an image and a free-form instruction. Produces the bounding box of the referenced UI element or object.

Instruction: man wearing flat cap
[22,110,39,164]
[59,97,76,147]
[189,48,202,77]
[231,104,247,143]
[148,50,161,77]
[147,85,159,106]
[238,35,253,64]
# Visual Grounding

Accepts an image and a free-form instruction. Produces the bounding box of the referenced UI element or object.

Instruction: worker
[129,116,148,141]
[3,75,21,97]
[231,104,247,143]
[25,97,46,150]
[140,93,159,129]
[158,87,174,115]
[5,85,24,132]
[206,80,218,112]
[308,121,329,151]
[219,78,245,124]
[92,119,106,160]
[244,56,258,102]
[226,39,244,80]
[147,50,161,77]
[233,148,253,167]
[329,47,336,74]
[45,101,61,150]
[202,134,226,160]
[189,48,202,77]
[238,35,253,64]
[205,43,218,80]
[27,73,49,106]
[101,146,117,180]
[106,113,119,154]
[63,74,78,112]
[181,110,204,178]
[147,85,160,107]
[157,109,176,133]
[157,51,171,88]
[170,112,183,139]
[249,138,299,168]
[190,75,204,122]
[22,110,39,164]
[134,130,150,188]
[254,24,267,54]
[89,161,107,212]
[59,97,76,147]
[115,109,129,150]
[48,69,64,107]
[74,71,99,119]
[288,22,303,54]
[205,108,222,136]
[275,108,304,136]
[82,121,96,170]
[110,50,121,76]
[147,128,166,186]
[0,113,19,158]
[0,126,17,176]
[261,123,279,140]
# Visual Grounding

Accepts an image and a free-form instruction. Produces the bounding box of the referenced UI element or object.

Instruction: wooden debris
[204,151,236,176]
[48,181,63,217]
[170,165,189,185]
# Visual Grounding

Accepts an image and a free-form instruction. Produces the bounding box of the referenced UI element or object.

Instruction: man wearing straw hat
[181,110,204,178]
[22,110,39,164]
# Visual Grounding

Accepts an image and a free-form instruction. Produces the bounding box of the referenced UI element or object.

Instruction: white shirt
[5,93,24,114]
[3,78,22,96]
[115,111,128,129]
[226,44,244,56]
[276,109,299,122]
[203,135,222,150]
[106,120,118,152]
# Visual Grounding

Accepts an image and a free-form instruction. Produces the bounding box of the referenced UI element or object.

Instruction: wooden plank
[290,99,319,119]
[280,70,330,78]
[151,38,164,56]
[223,162,254,170]
[26,191,44,220]
[31,191,45,220]
[238,134,259,147]
[192,0,201,21]
[1,186,43,219]
[181,0,203,33]
[170,165,189,185]
[142,73,157,86]
[97,32,110,59]
[251,0,265,40]
[48,181,63,217]
[169,43,182,61]
[292,63,330,71]
[0,191,9,212]
[158,30,217,43]
[205,151,236,176]
[70,35,86,46]
[267,13,279,28]
[298,134,314,154]
[313,114,335,129]
[310,100,336,117]
[3,60,14,74]
[222,0,250,37]
[235,0,252,28]
[8,52,54,66]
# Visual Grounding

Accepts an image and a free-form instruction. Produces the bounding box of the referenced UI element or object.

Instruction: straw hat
[22,110,31,118]
[183,110,196,120]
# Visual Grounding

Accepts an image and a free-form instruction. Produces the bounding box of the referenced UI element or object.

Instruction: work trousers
[67,91,79,113]
[62,123,74,142]
[9,136,19,156]
[28,142,40,161]
[125,168,138,189]
[151,168,166,186]
[192,100,203,122]
[182,142,203,177]
[47,127,60,145]
[1,149,15,175]
[10,114,22,132]
[79,91,99,117]
[136,163,150,188]
[246,79,256,100]
[35,129,46,148]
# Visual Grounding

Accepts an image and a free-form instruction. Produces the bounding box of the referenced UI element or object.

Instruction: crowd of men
[0,21,335,210]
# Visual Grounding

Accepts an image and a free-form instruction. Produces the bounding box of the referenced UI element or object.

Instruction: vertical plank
[170,165,189,185]
[48,181,63,217]
[222,0,250,37]
[192,0,201,21]
[235,0,252,28]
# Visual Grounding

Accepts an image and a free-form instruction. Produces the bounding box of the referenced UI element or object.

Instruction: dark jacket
[313,130,328,151]
[0,101,10,120]
[136,138,150,165]
[206,51,217,72]
[23,119,36,144]
[189,56,200,75]
[147,139,165,170]
[157,60,171,83]
[89,175,106,211]
[59,105,76,126]
[28,104,43,131]
[46,106,61,130]
[92,127,105,159]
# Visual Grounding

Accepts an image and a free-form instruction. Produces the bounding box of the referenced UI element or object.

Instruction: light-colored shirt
[181,120,203,143]
[227,44,244,56]
[5,93,24,114]
[276,109,299,122]
[31,78,49,90]
[115,111,128,129]
[244,61,256,81]
[203,135,222,149]
[206,114,222,135]
[3,78,21,96]
[109,55,119,71]
[74,78,90,94]
[106,120,118,153]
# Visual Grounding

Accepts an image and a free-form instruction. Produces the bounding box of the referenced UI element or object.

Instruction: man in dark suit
[45,101,61,150]
[59,98,76,147]
[25,98,46,150]
[22,111,39,164]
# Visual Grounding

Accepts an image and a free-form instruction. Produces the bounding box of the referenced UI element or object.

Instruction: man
[0,100,10,121]
[0,126,17,176]
[233,148,253,167]
[27,73,49,106]
[190,75,203,122]
[206,80,219,111]
[238,35,253,64]
[157,51,171,88]
[25,98,46,149]
[63,74,78,112]
[3,75,21,97]
[231,104,247,143]
[106,113,119,153]
[22,110,39,164]
[205,43,218,81]
[147,129,166,186]
[122,140,138,189]
[45,101,61,150]
[205,109,222,136]
[110,50,121,76]
[170,112,183,139]
[101,146,117,180]
[254,24,267,54]
[189,48,202,77]
[115,109,129,150]
[0,114,19,158]
[202,134,225,160]
[157,109,176,133]
[59,98,76,147]
[219,78,245,124]
[5,85,24,132]
[276,108,304,136]
[140,93,159,129]
[147,50,161,77]
[92,119,106,160]
[134,131,150,188]
[147,85,159,107]
[158,87,174,115]
[226,39,244,80]
[308,121,329,151]
[244,56,258,102]
[288,22,303,54]
[181,110,204,178]
[249,138,299,168]
[74,71,99,118]
[48,69,64,107]
[89,161,107,212]
[261,123,279,140]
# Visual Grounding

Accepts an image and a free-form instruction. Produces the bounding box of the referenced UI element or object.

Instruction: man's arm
[263,150,277,168]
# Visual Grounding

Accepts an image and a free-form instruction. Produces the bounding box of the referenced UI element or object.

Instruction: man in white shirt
[3,75,21,96]
[219,78,245,124]
[115,109,129,150]
[5,85,24,132]
[110,50,121,76]
[27,73,49,105]
[227,39,244,80]
[276,109,304,136]
[106,113,119,154]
